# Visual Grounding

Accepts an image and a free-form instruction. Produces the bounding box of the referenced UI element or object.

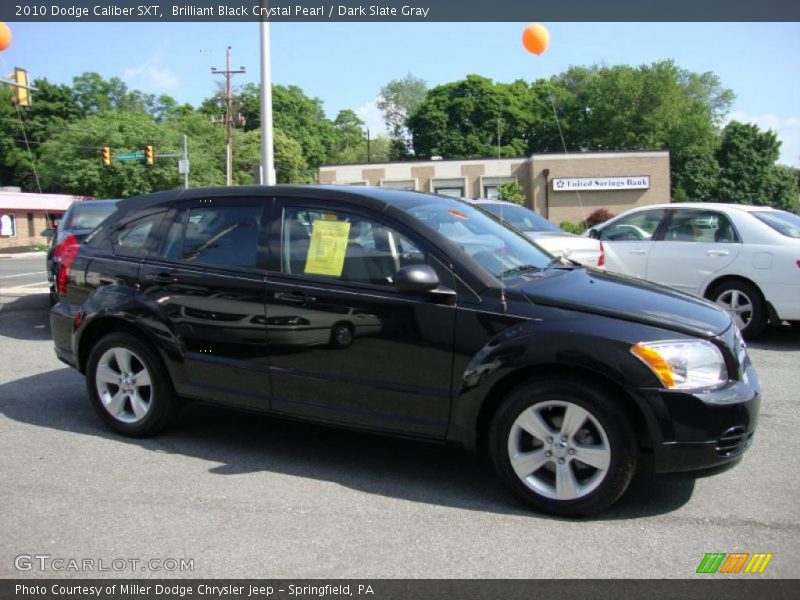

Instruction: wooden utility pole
[211,47,246,186]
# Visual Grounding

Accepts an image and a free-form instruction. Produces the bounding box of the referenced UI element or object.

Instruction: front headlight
[630,340,727,390]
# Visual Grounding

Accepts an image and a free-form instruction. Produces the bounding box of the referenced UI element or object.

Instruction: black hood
[516,267,732,337]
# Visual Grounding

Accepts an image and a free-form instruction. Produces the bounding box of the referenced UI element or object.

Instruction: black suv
[50,186,761,516]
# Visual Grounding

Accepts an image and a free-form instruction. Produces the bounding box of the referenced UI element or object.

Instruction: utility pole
[365,127,371,163]
[259,9,276,185]
[211,47,246,186]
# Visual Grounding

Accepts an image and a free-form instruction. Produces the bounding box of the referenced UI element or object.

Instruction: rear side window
[663,210,739,243]
[752,211,800,239]
[111,213,163,258]
[160,205,263,268]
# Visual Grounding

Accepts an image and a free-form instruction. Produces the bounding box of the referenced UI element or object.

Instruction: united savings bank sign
[552,176,650,192]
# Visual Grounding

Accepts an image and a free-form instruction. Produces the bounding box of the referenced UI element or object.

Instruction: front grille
[715,426,753,457]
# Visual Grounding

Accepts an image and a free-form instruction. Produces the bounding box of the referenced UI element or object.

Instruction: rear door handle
[707,250,729,257]
[629,249,647,255]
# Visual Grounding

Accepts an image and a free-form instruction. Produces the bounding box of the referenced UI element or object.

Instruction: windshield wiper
[500,264,543,277]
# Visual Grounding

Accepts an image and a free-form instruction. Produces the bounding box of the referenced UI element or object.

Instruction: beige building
[319,150,670,225]
[0,189,85,251]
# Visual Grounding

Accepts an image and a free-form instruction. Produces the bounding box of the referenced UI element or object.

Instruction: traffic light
[10,68,30,107]
[101,146,111,166]
[144,145,154,165]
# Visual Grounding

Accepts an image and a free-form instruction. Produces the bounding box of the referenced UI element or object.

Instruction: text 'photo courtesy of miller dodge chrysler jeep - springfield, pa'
[50,186,760,517]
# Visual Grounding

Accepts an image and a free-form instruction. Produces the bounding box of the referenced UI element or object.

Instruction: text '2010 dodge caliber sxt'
[50,186,761,516]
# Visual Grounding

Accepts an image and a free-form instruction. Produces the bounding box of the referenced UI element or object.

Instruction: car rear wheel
[711,280,766,340]
[85,332,175,437]
[329,323,354,348]
[489,379,637,516]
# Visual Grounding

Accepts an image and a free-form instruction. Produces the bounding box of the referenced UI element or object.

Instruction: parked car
[468,199,604,267]
[50,186,760,516]
[43,198,121,305]
[586,203,800,338]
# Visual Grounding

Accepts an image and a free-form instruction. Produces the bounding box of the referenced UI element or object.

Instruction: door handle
[707,250,729,257]
[629,249,647,255]
[144,271,175,284]
[275,291,316,304]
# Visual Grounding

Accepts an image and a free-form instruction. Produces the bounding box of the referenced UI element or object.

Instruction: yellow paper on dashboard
[304,220,351,276]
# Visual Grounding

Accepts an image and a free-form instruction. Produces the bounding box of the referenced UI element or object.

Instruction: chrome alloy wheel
[94,347,153,424]
[715,289,753,330]
[507,400,611,501]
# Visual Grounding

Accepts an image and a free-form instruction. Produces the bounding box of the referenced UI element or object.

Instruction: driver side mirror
[394,264,455,299]
[41,228,56,238]
[588,228,600,240]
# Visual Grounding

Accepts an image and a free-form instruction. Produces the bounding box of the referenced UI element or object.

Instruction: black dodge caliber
[50,186,761,516]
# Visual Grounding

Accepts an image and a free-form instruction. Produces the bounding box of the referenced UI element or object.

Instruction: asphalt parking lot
[1,265,798,579]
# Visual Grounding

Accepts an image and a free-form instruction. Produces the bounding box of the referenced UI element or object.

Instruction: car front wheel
[85,332,175,437]
[489,379,637,516]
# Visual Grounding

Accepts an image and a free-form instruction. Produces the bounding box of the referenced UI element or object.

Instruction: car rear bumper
[50,302,80,370]
[636,363,761,476]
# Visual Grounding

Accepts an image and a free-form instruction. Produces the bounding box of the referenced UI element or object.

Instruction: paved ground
[0,290,798,579]
[0,254,49,294]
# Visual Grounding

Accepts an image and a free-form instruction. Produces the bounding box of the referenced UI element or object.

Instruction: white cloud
[726,110,800,167]
[355,98,388,137]
[123,50,179,94]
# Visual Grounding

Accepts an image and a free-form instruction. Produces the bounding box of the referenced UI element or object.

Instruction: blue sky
[2,21,799,165]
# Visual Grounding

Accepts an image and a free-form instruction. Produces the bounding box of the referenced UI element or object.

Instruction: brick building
[0,188,88,250]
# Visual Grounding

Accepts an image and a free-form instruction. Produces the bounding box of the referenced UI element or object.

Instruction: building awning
[0,191,90,212]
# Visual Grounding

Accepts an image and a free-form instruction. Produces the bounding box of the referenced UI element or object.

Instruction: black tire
[329,322,354,349]
[488,379,637,517]
[710,280,767,340]
[85,332,176,437]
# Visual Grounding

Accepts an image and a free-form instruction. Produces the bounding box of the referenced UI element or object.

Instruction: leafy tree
[408,75,533,159]
[0,78,83,191]
[38,111,182,197]
[498,180,525,205]
[377,74,427,154]
[273,129,310,183]
[332,109,366,158]
[715,121,796,209]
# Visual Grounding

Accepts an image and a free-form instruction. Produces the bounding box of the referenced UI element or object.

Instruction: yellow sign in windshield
[304,220,351,277]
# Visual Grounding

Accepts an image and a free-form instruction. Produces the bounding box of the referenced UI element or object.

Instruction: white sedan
[587,202,800,338]
[470,200,605,267]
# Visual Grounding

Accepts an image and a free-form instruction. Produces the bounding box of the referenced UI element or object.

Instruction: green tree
[408,75,533,159]
[0,78,83,191]
[38,111,181,197]
[498,180,525,205]
[377,74,427,155]
[273,129,310,183]
[715,121,796,209]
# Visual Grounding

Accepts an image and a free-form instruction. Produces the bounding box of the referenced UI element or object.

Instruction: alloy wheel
[507,400,611,501]
[715,289,753,330]
[94,347,153,424]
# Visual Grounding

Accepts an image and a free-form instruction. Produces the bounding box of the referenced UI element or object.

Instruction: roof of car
[116,185,449,214]
[629,202,780,213]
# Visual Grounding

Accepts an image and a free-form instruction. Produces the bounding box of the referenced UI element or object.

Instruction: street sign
[114,152,145,161]
[178,159,190,174]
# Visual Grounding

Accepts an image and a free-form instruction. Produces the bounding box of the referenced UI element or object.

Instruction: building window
[380,179,417,191]
[0,213,17,238]
[27,213,34,238]
[480,176,517,200]
[431,177,467,198]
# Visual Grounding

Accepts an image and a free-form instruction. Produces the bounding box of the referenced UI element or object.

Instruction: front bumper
[637,362,761,476]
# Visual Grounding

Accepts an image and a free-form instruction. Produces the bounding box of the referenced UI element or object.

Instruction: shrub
[559,221,587,235]
[583,208,615,228]
[497,180,526,205]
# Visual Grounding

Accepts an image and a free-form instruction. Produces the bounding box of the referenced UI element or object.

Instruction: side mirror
[588,228,600,240]
[394,264,442,295]
[41,228,55,238]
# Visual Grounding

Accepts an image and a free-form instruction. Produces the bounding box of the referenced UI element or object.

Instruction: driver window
[282,207,427,286]
[600,209,666,242]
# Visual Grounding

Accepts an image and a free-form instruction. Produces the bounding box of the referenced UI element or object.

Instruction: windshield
[479,203,561,233]
[752,210,800,239]
[397,196,552,279]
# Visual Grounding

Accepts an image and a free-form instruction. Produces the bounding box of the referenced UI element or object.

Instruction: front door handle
[275,291,316,304]
[145,271,175,284]
[629,249,648,255]
[707,250,729,257]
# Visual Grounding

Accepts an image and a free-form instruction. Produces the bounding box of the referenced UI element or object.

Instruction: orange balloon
[0,22,11,52]
[522,23,549,56]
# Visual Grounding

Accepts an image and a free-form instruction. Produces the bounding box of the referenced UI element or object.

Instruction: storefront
[319,150,670,225]
[0,189,87,251]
